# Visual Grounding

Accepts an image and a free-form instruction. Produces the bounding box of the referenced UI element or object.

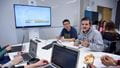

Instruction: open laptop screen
[51,44,79,68]
[29,40,37,58]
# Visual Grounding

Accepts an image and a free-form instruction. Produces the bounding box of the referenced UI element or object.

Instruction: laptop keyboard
[22,53,32,61]
[8,46,22,53]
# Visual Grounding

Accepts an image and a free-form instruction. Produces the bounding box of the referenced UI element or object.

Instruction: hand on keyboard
[28,59,49,67]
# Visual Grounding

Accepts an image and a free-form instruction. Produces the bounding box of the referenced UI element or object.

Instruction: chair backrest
[101,32,120,53]
[103,39,116,53]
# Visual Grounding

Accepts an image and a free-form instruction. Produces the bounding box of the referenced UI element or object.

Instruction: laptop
[8,35,25,53]
[21,39,38,61]
[9,46,22,53]
[43,43,80,68]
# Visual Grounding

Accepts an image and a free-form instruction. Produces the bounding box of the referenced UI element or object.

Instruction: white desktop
[8,39,120,68]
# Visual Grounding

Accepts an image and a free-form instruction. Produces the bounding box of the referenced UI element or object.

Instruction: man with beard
[77,17,104,51]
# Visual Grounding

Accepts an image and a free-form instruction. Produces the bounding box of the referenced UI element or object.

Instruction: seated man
[0,45,12,64]
[77,17,104,51]
[58,19,77,42]
[101,55,120,66]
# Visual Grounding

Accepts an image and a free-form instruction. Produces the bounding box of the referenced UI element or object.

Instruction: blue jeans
[0,56,10,64]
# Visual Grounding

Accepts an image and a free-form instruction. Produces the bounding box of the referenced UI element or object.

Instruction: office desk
[8,39,120,68]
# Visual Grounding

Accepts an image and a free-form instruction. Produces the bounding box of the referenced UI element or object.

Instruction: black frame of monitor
[13,4,51,28]
[51,43,80,68]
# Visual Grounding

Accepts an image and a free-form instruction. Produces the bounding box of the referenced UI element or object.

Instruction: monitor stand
[29,28,39,40]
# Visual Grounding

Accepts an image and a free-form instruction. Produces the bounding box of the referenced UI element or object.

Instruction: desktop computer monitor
[51,44,79,68]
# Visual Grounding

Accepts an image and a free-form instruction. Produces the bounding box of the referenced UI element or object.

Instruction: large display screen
[14,4,51,28]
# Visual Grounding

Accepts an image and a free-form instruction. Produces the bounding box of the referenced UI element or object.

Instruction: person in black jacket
[0,45,12,64]
[101,21,120,53]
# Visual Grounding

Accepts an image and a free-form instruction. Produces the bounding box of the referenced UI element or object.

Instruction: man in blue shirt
[58,19,77,42]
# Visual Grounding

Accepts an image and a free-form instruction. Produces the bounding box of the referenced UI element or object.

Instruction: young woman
[101,21,120,53]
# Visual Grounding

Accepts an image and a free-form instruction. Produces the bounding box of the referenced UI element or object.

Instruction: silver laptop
[9,46,22,53]
[8,36,25,53]
[21,39,37,61]
[9,35,25,53]
[44,43,80,68]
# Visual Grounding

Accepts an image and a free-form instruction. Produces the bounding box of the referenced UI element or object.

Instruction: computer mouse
[43,60,49,64]
[27,58,40,64]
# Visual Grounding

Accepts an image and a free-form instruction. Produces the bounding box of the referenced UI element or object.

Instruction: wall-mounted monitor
[14,4,51,28]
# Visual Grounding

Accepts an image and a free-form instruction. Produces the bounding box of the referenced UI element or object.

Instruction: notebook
[9,46,22,53]
[21,39,37,61]
[43,43,80,68]
[8,35,25,53]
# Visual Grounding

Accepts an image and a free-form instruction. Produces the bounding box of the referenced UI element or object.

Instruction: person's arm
[71,27,77,39]
[88,31,104,51]
[24,60,48,68]
[0,49,7,58]
[116,60,120,65]
[2,55,23,68]
[57,29,64,40]
[0,46,4,50]
[24,64,38,68]
[0,45,12,58]
[1,61,14,68]
[101,55,117,66]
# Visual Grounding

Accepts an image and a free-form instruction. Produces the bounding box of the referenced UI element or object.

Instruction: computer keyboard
[8,46,22,53]
[22,53,32,61]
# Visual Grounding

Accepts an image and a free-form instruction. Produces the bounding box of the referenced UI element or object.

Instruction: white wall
[0,0,80,45]
[0,0,17,46]
[93,0,117,22]
[36,0,80,39]
[82,0,117,22]
[0,0,118,45]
